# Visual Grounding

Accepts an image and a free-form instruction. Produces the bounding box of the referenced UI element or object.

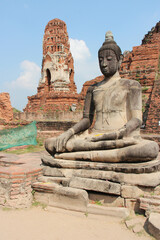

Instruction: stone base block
[147,213,160,240]
[32,182,88,212]
[69,177,121,195]
[87,204,129,218]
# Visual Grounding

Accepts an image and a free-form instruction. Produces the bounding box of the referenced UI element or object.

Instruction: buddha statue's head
[98,31,123,77]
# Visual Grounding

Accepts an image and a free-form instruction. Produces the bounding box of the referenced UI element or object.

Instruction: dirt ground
[0,206,153,240]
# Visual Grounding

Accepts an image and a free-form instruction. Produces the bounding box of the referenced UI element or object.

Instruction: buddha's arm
[55,86,95,152]
[123,81,142,135]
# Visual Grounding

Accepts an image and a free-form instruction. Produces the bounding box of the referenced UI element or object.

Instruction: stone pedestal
[32,152,160,215]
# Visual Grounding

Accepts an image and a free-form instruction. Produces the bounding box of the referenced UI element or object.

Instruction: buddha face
[99,49,119,77]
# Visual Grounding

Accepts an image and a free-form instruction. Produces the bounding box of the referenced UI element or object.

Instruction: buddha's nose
[102,58,108,67]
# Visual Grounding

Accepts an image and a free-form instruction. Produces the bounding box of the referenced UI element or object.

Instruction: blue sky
[0,0,160,110]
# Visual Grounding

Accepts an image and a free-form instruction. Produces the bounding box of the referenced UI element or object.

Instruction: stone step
[42,166,160,187]
[69,177,121,195]
[87,204,129,218]
[139,195,160,214]
[32,181,129,218]
[38,175,70,186]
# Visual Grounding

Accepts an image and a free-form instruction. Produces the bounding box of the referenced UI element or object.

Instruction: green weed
[32,201,47,210]
[84,212,88,217]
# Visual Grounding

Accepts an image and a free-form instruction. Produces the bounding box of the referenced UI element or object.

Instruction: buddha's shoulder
[119,78,141,89]
[87,82,100,92]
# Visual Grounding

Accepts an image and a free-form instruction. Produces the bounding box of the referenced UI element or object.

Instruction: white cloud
[11,60,41,90]
[69,38,91,60]
[69,38,101,93]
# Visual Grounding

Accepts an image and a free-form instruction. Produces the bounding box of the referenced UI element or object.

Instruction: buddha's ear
[118,54,123,69]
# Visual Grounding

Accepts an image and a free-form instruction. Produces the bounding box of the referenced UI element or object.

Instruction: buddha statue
[45,32,159,163]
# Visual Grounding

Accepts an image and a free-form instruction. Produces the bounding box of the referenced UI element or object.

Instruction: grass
[84,212,88,217]
[95,200,102,206]
[2,140,45,155]
[32,201,47,210]
[2,207,12,211]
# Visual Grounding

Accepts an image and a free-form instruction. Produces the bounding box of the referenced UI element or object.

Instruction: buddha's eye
[99,57,103,62]
[107,56,112,61]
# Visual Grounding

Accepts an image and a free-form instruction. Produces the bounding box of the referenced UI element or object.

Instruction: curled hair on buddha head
[98,31,123,61]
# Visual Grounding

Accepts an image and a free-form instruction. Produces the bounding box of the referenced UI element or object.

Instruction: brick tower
[24,18,79,112]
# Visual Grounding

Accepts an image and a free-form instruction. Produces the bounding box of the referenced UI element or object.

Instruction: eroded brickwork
[24,19,79,112]
[0,92,13,122]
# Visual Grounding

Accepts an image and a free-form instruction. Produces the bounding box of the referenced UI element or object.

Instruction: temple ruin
[24,18,79,112]
[0,92,13,123]
[24,20,160,134]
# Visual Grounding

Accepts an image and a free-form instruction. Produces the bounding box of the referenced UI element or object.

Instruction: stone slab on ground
[32,181,88,212]
[69,177,121,195]
[125,217,146,234]
[125,217,145,228]
[32,181,129,218]
[147,213,160,240]
[42,153,160,174]
[87,204,129,218]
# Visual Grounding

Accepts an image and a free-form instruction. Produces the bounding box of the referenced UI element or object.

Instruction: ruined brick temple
[0,93,13,123]
[24,18,79,112]
[120,22,160,134]
[25,20,160,134]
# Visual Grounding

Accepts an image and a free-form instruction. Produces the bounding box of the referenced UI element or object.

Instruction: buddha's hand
[55,128,74,152]
[91,128,126,142]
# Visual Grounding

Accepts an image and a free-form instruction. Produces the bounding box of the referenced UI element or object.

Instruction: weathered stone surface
[139,195,160,214]
[88,192,124,207]
[38,175,70,186]
[132,224,144,233]
[87,204,129,218]
[125,217,145,234]
[121,185,144,199]
[0,92,13,122]
[62,168,160,187]
[147,213,160,240]
[42,153,160,173]
[69,177,121,195]
[43,166,64,177]
[124,199,141,212]
[32,181,88,212]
